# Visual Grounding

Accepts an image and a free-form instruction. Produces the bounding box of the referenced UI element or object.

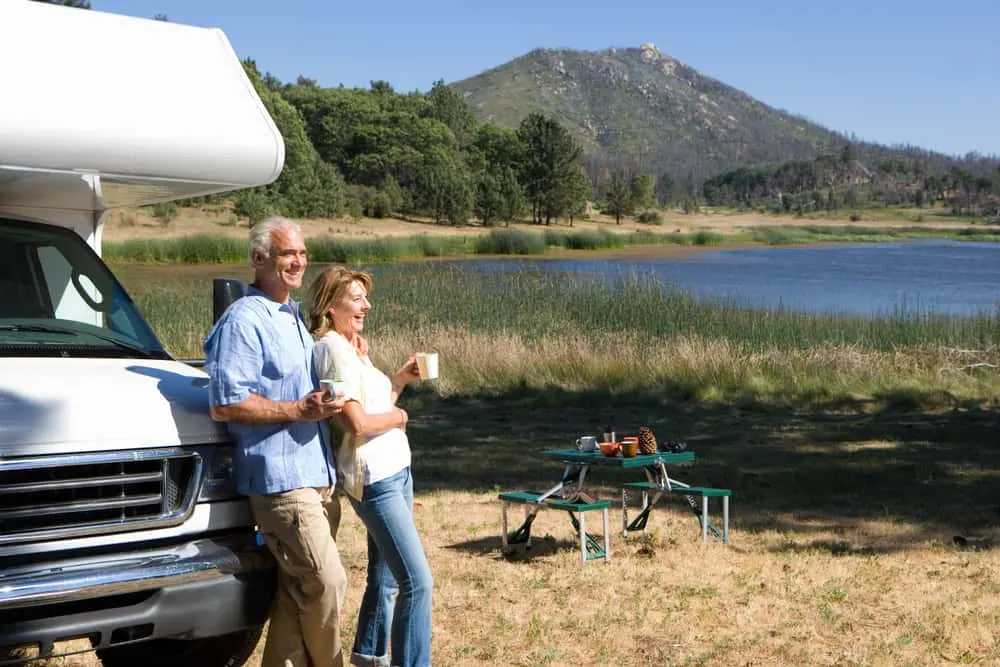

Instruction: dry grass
[373,330,1000,408]
[28,497,1000,667]
[19,388,1000,666]
[100,201,995,246]
[28,501,1000,667]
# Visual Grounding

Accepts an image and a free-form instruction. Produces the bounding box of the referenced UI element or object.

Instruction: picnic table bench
[499,491,612,563]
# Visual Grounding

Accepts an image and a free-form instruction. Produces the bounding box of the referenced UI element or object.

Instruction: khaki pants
[250,486,348,667]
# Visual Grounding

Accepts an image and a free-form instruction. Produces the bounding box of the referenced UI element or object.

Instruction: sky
[94,0,999,158]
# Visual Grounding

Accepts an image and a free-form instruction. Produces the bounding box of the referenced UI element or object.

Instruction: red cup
[599,442,620,457]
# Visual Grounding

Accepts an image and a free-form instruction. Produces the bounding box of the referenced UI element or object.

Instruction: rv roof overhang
[0,1,285,213]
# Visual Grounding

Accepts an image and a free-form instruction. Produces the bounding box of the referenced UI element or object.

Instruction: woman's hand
[392,354,421,389]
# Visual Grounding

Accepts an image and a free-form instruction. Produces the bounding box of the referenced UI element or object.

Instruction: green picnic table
[500,447,732,564]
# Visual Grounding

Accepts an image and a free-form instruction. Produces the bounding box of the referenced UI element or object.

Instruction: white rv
[0,3,284,666]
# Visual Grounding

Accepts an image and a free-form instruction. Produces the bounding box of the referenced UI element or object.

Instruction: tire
[96,625,263,667]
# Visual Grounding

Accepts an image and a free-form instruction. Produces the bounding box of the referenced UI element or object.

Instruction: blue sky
[95,0,999,158]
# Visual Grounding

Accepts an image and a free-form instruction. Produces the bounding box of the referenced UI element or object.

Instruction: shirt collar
[246,284,299,317]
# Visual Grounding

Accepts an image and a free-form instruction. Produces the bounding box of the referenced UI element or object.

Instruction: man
[204,216,348,667]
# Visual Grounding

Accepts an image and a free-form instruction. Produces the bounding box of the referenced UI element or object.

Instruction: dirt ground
[102,203,989,244]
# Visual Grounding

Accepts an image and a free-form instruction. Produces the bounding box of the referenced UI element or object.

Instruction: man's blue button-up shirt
[203,285,335,496]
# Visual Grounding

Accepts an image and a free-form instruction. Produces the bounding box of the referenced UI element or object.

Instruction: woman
[308,265,433,667]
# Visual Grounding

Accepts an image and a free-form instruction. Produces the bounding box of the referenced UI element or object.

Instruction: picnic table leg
[702,496,709,542]
[624,483,662,535]
[569,512,609,562]
[621,487,629,537]
[536,464,587,504]
[666,475,724,541]
[506,504,539,548]
[723,495,730,544]
[602,507,610,562]
[501,500,509,551]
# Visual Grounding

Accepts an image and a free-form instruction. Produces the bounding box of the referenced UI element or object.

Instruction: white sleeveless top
[313,332,411,499]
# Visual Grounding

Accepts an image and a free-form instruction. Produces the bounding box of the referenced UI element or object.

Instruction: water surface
[454,240,1000,316]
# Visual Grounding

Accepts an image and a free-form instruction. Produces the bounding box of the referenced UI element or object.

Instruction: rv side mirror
[212,278,247,324]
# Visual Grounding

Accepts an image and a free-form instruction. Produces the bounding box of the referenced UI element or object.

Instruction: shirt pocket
[262,326,306,382]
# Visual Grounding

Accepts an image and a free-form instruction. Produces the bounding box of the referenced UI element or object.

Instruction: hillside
[450,43,984,182]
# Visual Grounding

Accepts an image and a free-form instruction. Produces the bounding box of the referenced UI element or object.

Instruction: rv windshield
[0,217,169,359]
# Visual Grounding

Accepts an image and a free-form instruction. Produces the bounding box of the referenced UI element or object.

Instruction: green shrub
[150,201,179,224]
[367,192,393,219]
[751,228,811,245]
[637,210,663,225]
[474,229,546,255]
[233,191,273,224]
[693,231,724,245]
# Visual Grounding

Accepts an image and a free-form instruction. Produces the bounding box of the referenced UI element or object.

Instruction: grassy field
[25,260,1000,666]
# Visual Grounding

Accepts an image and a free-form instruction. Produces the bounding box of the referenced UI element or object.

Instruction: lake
[451,239,1000,317]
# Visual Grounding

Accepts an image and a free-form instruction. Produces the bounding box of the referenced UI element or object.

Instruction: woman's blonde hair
[307,265,374,338]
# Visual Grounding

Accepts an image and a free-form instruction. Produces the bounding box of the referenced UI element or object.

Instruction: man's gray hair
[248,216,302,263]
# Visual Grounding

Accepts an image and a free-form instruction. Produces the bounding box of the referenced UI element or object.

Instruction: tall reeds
[120,263,1000,406]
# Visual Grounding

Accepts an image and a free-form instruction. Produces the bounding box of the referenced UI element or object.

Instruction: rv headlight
[198,445,237,501]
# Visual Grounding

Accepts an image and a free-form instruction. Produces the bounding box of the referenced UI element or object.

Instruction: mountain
[449,43,983,181]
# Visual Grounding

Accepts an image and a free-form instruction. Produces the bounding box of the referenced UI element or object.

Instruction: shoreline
[101,205,1000,244]
[101,206,1000,266]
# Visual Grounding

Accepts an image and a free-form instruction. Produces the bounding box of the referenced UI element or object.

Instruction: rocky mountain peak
[639,42,662,61]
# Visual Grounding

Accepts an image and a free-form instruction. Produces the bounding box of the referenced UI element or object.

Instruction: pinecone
[638,427,657,455]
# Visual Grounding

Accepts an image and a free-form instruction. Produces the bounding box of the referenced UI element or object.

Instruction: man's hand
[297,390,347,421]
[355,335,369,357]
[211,391,347,425]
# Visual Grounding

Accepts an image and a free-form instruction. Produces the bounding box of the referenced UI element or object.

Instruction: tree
[655,172,675,206]
[630,173,655,210]
[370,80,395,96]
[474,172,504,227]
[237,62,345,218]
[261,72,283,91]
[497,167,525,225]
[562,165,591,226]
[425,80,476,147]
[468,124,524,174]
[840,143,858,164]
[604,173,633,224]
[418,147,472,225]
[380,175,405,214]
[517,113,583,225]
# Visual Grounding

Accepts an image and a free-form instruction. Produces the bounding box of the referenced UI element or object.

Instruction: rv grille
[0,450,202,545]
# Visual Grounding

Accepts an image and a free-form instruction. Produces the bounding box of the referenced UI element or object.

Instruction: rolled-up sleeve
[204,316,263,408]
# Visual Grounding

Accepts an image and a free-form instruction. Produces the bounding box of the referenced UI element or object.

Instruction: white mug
[575,435,597,452]
[415,352,439,380]
[320,379,347,401]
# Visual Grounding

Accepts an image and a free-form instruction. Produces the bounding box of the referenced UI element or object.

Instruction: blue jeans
[347,467,433,667]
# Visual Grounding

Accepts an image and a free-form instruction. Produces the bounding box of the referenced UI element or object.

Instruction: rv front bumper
[0,533,276,656]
